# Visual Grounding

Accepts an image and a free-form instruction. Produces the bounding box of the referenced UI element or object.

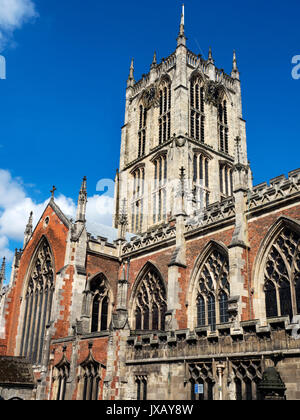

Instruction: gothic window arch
[89,274,112,333]
[131,165,145,233]
[132,265,167,331]
[158,77,171,145]
[194,246,230,331]
[190,74,205,143]
[53,354,70,401]
[218,98,229,154]
[219,162,233,198]
[152,153,167,224]
[79,352,102,401]
[138,104,147,157]
[264,227,300,321]
[193,151,210,209]
[231,359,262,401]
[189,363,215,401]
[20,237,55,365]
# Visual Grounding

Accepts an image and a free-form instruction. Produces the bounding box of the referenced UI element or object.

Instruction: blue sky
[0,0,299,278]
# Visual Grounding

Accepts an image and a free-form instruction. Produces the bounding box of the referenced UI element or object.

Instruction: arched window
[54,355,70,401]
[20,237,55,365]
[138,105,147,157]
[80,353,101,401]
[231,359,262,401]
[218,99,229,154]
[193,152,210,209]
[152,154,167,225]
[158,78,171,145]
[190,75,205,143]
[264,227,300,321]
[189,363,215,401]
[131,166,145,233]
[195,247,230,331]
[133,266,167,331]
[219,162,233,198]
[90,274,111,333]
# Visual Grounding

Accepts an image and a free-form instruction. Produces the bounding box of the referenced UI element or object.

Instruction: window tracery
[20,237,54,365]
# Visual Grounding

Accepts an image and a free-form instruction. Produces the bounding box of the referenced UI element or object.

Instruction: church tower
[114,5,250,234]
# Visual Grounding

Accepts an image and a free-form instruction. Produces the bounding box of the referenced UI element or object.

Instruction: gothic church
[0,6,300,401]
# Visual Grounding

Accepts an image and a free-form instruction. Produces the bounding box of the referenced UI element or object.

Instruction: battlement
[248,168,300,212]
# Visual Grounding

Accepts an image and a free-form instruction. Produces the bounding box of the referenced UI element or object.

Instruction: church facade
[0,7,300,401]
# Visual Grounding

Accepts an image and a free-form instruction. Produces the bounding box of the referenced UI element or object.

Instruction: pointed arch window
[218,99,229,154]
[190,75,205,143]
[158,78,171,145]
[80,353,102,401]
[195,247,230,331]
[231,359,262,401]
[133,266,167,331]
[152,154,167,225]
[219,162,233,198]
[138,105,147,157]
[189,363,215,401]
[20,237,55,365]
[90,274,111,333]
[53,355,70,401]
[193,152,210,209]
[264,227,300,321]
[131,166,145,233]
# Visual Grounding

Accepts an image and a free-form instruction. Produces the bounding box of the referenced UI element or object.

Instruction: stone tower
[114,5,250,234]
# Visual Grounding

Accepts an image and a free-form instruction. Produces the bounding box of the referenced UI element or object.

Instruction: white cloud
[0,169,116,263]
[0,0,38,51]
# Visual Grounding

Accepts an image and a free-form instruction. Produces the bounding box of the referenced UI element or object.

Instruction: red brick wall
[3,204,69,355]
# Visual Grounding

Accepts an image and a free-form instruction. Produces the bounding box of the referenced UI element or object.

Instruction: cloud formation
[0,0,38,51]
[0,169,115,264]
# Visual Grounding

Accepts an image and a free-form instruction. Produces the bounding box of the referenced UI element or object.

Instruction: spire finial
[76,176,88,223]
[181,4,185,29]
[24,211,33,248]
[0,257,6,288]
[117,198,128,240]
[151,51,157,69]
[208,46,214,64]
[231,50,240,79]
[177,4,186,46]
[235,137,242,165]
[127,58,135,87]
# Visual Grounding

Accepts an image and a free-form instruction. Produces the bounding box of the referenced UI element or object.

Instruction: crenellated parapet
[122,223,176,256]
[247,168,300,214]
[185,196,235,234]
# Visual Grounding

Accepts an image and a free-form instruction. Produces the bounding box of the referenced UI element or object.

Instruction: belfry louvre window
[195,248,230,331]
[131,166,145,233]
[133,266,167,331]
[219,162,233,198]
[158,79,171,145]
[190,76,205,143]
[138,105,147,157]
[218,100,229,154]
[20,237,54,365]
[90,274,111,333]
[193,152,210,209]
[152,155,167,224]
[264,227,300,321]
